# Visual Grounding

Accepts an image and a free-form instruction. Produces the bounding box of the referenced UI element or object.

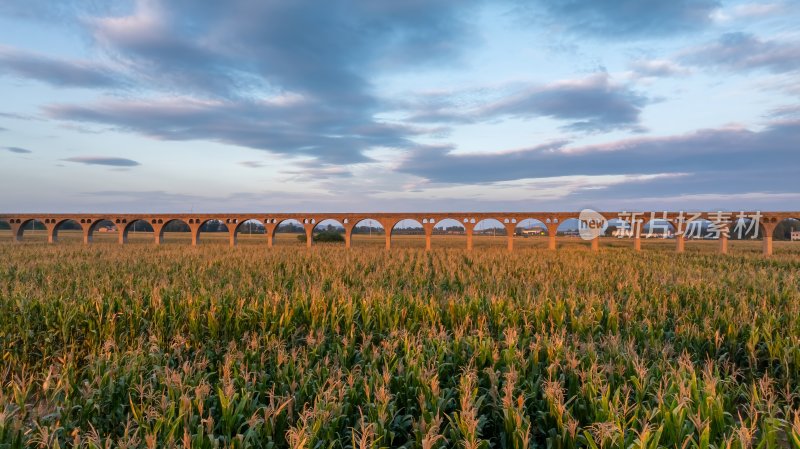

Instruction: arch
[472,218,506,249]
[196,219,230,245]
[311,219,345,245]
[514,218,549,250]
[233,219,265,245]
[771,217,800,256]
[350,218,385,248]
[51,219,84,243]
[0,219,11,241]
[273,218,306,246]
[87,219,117,243]
[637,218,676,251]
[772,217,800,240]
[674,218,717,254]
[431,218,466,249]
[159,219,191,244]
[555,218,592,250]
[16,219,47,242]
[390,219,425,249]
[122,219,155,244]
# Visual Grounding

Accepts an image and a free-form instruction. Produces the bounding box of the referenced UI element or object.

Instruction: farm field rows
[2,230,800,255]
[1,240,799,448]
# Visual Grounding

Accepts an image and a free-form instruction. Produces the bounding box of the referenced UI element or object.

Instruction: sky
[0,0,799,213]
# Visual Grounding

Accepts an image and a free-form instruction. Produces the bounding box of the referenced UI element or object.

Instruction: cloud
[398,120,800,184]
[0,45,124,88]
[711,2,789,22]
[37,0,484,164]
[45,97,418,164]
[682,33,800,73]
[629,59,690,78]
[521,0,720,38]
[374,173,684,202]
[407,74,648,132]
[62,156,141,167]
[767,105,800,119]
[239,161,265,168]
[4,146,31,153]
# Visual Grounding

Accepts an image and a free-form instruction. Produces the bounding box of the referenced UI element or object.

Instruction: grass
[0,236,799,448]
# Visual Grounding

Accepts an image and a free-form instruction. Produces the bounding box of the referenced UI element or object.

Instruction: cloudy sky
[1,0,798,213]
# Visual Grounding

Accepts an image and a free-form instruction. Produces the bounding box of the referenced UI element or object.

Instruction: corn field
[1,242,799,449]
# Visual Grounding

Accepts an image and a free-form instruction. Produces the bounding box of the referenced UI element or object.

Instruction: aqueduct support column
[763,236,773,256]
[379,219,393,250]
[344,225,353,249]
[424,224,434,251]
[152,223,164,245]
[190,224,202,246]
[83,227,92,245]
[762,222,776,256]
[228,227,238,247]
[10,222,22,242]
[465,223,475,251]
[505,223,515,252]
[118,226,126,244]
[304,224,314,248]
[547,225,559,250]
[675,235,685,253]
[265,225,276,248]
[47,224,57,244]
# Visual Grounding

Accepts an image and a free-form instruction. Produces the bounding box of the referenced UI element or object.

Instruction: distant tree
[604,225,618,237]
[164,221,190,232]
[773,218,800,240]
[57,220,82,231]
[0,221,9,230]
[298,230,344,243]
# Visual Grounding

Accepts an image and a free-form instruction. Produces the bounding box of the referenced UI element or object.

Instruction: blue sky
[0,0,798,213]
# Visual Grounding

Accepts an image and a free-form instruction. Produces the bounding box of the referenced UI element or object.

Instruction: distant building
[792,231,800,241]
[97,225,116,233]
[519,227,546,236]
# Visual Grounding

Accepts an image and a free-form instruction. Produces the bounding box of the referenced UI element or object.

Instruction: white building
[792,231,800,241]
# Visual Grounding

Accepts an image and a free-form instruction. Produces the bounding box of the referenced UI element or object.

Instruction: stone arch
[771,217,800,241]
[726,217,764,241]
[350,218,385,247]
[632,217,674,251]
[431,218,465,249]
[86,219,117,243]
[16,218,47,242]
[771,217,800,256]
[390,218,425,249]
[513,218,549,250]
[273,218,306,246]
[159,219,191,244]
[196,219,230,245]
[51,218,84,243]
[515,218,549,236]
[470,218,506,250]
[0,218,11,241]
[0,218,11,242]
[233,219,265,245]
[122,219,155,244]
[311,219,345,245]
[555,217,592,250]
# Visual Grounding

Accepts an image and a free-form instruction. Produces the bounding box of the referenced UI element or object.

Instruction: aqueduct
[0,212,797,256]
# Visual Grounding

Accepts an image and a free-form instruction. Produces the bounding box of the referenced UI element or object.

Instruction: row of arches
[1,216,798,255]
